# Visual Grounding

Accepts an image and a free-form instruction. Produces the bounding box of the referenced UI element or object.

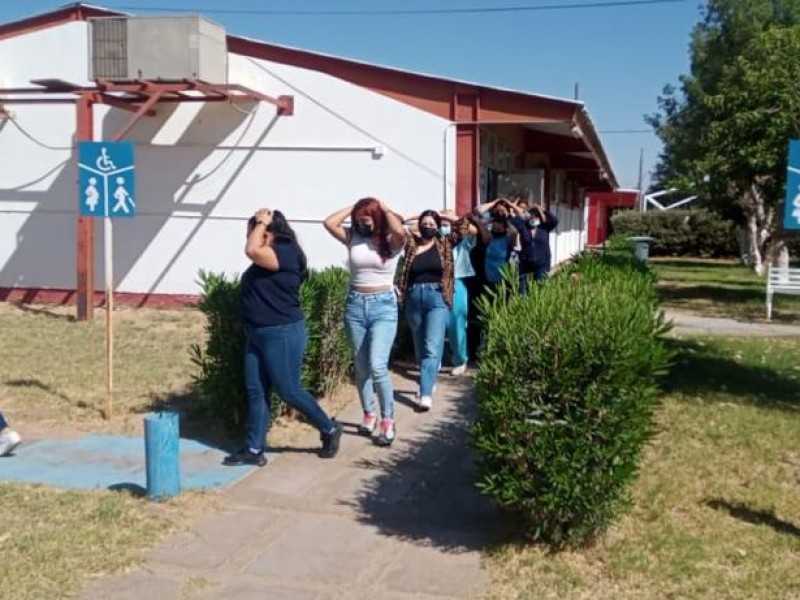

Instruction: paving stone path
[665,310,800,337]
[82,369,498,600]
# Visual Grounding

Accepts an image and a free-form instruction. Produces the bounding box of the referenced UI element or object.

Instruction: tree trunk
[770,239,790,269]
[742,183,773,275]
[746,211,763,272]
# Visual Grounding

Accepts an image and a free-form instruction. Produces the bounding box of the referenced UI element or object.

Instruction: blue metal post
[144,412,180,501]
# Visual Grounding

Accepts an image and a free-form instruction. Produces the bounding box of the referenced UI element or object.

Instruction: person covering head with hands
[324,198,407,446]
[514,200,559,291]
[397,208,477,408]
[474,198,519,287]
[225,208,344,467]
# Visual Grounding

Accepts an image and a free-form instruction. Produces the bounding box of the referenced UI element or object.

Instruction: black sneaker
[223,448,267,467]
[319,421,343,459]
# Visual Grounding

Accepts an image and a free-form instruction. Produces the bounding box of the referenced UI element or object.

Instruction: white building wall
[549,200,585,266]
[0,22,457,296]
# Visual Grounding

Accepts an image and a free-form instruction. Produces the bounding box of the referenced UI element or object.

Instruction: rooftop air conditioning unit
[88,16,228,83]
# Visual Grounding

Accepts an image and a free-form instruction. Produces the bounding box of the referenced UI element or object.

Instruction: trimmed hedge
[190,267,352,432]
[472,252,672,549]
[611,209,738,257]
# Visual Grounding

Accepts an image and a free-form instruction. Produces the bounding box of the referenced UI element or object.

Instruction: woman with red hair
[324,198,407,446]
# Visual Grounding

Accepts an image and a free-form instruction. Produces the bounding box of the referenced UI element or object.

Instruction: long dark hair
[351,197,392,261]
[248,212,309,280]
[417,209,442,240]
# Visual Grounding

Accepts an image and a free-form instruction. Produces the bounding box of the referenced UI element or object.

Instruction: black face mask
[493,214,508,224]
[354,222,373,237]
[420,227,437,240]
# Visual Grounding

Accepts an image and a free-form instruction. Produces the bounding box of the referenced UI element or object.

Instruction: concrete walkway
[665,310,800,337]
[82,370,497,600]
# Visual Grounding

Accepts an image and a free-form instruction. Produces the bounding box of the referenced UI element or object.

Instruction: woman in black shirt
[224,209,343,466]
[396,210,456,411]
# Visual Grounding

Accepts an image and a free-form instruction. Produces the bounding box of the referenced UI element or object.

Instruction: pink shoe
[358,412,377,436]
[375,418,395,447]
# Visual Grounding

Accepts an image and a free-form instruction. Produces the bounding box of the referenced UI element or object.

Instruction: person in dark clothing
[224,209,343,467]
[511,202,559,294]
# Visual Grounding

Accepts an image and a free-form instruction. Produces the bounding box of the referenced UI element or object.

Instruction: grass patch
[651,258,800,321]
[0,303,206,430]
[485,335,800,599]
[0,484,197,600]
[0,301,354,598]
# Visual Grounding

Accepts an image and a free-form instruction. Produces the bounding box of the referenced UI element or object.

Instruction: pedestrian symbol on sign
[78,142,136,218]
[112,176,135,214]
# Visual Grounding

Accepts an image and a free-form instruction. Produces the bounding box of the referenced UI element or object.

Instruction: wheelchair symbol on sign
[96,147,117,172]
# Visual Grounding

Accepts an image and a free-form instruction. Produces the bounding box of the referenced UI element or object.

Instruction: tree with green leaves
[648,0,800,272]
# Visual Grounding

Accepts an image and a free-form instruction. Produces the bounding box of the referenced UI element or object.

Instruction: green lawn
[0,301,350,599]
[652,257,800,321]
[486,335,800,599]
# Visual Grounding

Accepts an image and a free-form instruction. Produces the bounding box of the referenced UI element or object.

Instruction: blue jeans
[0,410,7,430]
[447,279,469,367]
[243,319,335,451]
[519,264,549,295]
[344,290,398,420]
[405,283,449,396]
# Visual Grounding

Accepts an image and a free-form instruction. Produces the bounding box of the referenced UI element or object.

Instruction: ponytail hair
[266,210,309,281]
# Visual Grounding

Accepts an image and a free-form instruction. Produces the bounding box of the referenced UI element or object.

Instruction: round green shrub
[472,253,672,549]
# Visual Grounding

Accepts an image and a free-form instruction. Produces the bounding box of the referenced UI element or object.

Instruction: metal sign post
[78,141,136,420]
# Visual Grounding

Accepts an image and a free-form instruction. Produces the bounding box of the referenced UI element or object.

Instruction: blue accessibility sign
[783,139,800,230]
[78,142,136,218]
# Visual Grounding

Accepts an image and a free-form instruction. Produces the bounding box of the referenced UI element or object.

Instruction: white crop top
[348,233,401,287]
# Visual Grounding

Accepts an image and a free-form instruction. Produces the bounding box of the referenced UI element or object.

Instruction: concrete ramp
[0,435,263,492]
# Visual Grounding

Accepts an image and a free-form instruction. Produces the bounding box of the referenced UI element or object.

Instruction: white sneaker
[415,384,437,399]
[419,396,433,411]
[451,364,467,376]
[0,428,21,456]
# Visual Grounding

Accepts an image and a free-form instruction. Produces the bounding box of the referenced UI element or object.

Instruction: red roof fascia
[227,35,578,123]
[0,4,122,41]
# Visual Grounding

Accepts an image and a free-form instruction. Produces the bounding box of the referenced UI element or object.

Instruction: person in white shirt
[324,198,407,446]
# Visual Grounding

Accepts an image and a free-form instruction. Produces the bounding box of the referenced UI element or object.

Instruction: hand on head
[255,208,273,226]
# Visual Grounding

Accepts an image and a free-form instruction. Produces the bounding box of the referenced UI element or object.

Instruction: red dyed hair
[351,197,393,260]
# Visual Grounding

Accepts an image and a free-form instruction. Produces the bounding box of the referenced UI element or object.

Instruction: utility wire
[108,0,691,17]
[599,129,652,134]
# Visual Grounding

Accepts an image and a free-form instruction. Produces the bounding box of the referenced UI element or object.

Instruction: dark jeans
[243,319,335,451]
[519,262,549,295]
[463,276,482,362]
[0,410,7,430]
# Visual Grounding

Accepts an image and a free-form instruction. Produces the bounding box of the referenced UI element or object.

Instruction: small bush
[472,253,672,549]
[611,209,738,257]
[190,267,352,433]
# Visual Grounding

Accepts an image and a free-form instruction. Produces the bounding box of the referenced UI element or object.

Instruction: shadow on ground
[706,498,800,537]
[663,338,800,411]
[12,302,78,322]
[142,388,237,452]
[658,283,763,309]
[348,373,509,553]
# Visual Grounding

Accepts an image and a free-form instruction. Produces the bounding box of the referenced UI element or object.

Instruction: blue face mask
[440,225,452,236]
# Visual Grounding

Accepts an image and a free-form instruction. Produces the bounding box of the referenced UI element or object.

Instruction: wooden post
[76,95,95,321]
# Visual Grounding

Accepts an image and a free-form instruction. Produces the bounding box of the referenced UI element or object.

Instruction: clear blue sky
[1,0,702,190]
